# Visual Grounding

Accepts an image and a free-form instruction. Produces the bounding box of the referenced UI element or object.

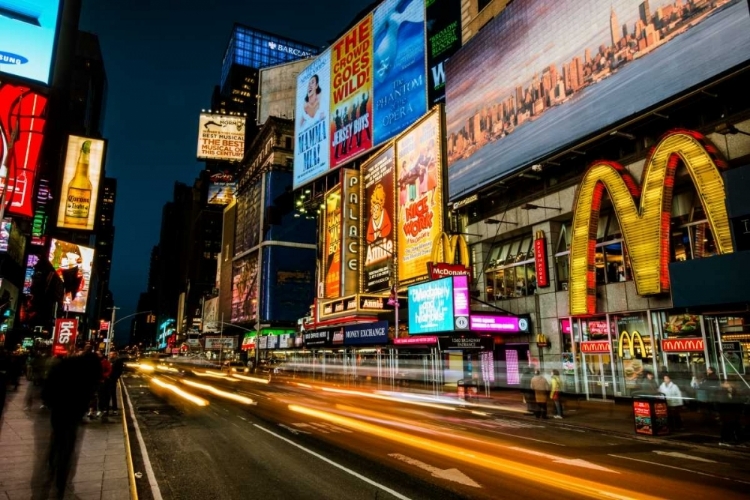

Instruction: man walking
[530,368,550,419]
[105,351,124,416]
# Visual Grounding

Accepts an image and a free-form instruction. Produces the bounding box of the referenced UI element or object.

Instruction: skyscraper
[639,1,651,25]
[610,7,621,48]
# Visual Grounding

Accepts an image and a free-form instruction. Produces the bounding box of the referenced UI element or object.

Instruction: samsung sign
[268,41,313,58]
[0,0,62,85]
[344,321,389,346]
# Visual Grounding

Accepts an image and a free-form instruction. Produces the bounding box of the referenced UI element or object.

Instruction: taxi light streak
[135,363,155,372]
[181,379,256,405]
[192,371,239,382]
[151,377,208,406]
[231,374,270,384]
[320,387,456,412]
[287,405,652,500]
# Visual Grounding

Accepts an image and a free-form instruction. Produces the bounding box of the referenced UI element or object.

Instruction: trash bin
[457,379,478,401]
[633,396,669,436]
[457,379,466,401]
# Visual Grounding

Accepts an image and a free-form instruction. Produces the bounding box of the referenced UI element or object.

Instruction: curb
[119,379,139,500]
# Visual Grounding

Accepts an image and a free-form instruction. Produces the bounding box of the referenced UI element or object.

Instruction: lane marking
[122,381,164,500]
[254,424,413,500]
[389,453,481,488]
[652,451,717,463]
[509,447,618,473]
[608,455,750,485]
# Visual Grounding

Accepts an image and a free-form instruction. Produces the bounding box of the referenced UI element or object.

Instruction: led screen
[408,277,454,334]
[48,238,94,314]
[0,0,61,85]
[445,0,750,200]
[425,0,462,105]
[207,171,236,205]
[231,253,258,323]
[56,136,105,231]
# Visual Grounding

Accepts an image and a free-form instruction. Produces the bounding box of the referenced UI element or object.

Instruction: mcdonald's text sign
[580,341,610,354]
[569,130,733,316]
[661,338,705,353]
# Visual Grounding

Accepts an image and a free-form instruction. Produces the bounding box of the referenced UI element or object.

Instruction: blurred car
[224,360,249,374]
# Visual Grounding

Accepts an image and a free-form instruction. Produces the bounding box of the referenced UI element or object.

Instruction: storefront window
[486,236,535,300]
[612,313,652,396]
[656,311,706,396]
[554,224,572,291]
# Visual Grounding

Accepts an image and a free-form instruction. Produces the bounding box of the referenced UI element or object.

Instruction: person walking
[530,369,550,419]
[550,369,564,419]
[520,367,535,414]
[658,373,684,431]
[96,351,113,420]
[105,351,124,416]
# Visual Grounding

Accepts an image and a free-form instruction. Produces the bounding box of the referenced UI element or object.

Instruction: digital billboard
[259,59,311,126]
[202,296,219,332]
[207,171,236,205]
[196,113,246,161]
[292,0,430,190]
[330,16,374,168]
[231,253,258,324]
[0,82,47,217]
[323,186,342,298]
[56,136,105,231]
[425,0,462,105]
[445,0,750,200]
[372,0,427,144]
[0,0,61,85]
[408,276,469,334]
[49,238,94,314]
[294,50,331,188]
[396,110,443,285]
[261,246,315,322]
[361,146,395,293]
[0,218,9,252]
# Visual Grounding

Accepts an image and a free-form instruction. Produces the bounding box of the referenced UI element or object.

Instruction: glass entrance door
[582,354,613,400]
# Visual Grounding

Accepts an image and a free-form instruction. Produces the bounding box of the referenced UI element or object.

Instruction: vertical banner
[534,230,550,287]
[372,0,427,144]
[324,186,342,298]
[341,169,360,296]
[361,146,395,292]
[396,110,443,285]
[53,318,78,356]
[330,16,373,168]
[425,0,462,105]
[294,50,331,188]
[56,136,106,230]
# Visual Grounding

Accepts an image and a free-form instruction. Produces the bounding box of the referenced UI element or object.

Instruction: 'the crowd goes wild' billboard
[293,0,427,189]
[445,0,750,200]
[48,238,94,314]
[56,136,105,231]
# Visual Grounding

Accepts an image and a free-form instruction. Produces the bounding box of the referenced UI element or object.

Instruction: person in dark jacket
[520,367,535,414]
[39,350,101,498]
[104,351,125,416]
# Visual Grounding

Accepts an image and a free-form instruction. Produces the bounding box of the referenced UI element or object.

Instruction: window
[670,192,718,262]
[485,236,536,301]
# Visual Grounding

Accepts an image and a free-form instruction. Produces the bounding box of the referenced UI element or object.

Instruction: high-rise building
[610,7,621,48]
[87,177,117,328]
[639,1,651,26]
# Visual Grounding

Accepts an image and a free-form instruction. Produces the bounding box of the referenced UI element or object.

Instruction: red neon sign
[534,231,549,287]
[0,83,48,217]
[579,340,610,353]
[661,338,705,352]
[53,318,78,356]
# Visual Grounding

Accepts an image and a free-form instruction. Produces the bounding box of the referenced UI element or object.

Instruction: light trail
[150,377,208,406]
[192,371,239,382]
[288,404,658,500]
[181,379,256,405]
[231,374,270,384]
[320,387,457,412]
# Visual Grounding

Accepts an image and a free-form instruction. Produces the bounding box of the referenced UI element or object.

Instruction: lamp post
[105,309,153,355]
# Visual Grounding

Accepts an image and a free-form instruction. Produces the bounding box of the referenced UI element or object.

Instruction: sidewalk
[0,380,133,500]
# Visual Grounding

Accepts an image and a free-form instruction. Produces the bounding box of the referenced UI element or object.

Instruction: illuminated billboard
[294,50,331,188]
[207,171,236,205]
[196,113,246,161]
[0,0,61,85]
[425,0,462,105]
[396,110,443,285]
[0,82,48,217]
[56,136,105,231]
[361,146,395,293]
[323,186,342,298]
[408,275,470,334]
[330,16,374,168]
[445,0,750,200]
[231,253,259,323]
[259,59,312,126]
[292,0,429,189]
[48,238,94,314]
[372,0,427,144]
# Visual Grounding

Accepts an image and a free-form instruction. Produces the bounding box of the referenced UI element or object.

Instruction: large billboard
[207,171,236,205]
[294,50,331,188]
[0,0,61,85]
[323,186,342,298]
[231,253,259,323]
[445,0,750,200]
[361,146,395,293]
[49,238,94,314]
[425,0,462,105]
[396,110,443,285]
[292,0,429,189]
[0,82,47,217]
[56,136,105,231]
[330,16,374,168]
[259,59,311,126]
[408,275,470,334]
[196,113,246,161]
[372,0,427,144]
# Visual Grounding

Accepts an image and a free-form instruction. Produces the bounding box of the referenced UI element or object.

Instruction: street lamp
[104,308,153,355]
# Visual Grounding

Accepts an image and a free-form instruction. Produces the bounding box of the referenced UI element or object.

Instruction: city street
[121,362,750,500]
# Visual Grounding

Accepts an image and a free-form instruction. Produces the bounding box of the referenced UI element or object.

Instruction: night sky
[78,0,375,341]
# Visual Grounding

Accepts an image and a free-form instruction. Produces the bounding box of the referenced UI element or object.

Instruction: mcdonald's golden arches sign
[429,233,471,280]
[569,130,733,316]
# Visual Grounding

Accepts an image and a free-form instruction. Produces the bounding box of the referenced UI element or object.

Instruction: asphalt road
[121,363,750,500]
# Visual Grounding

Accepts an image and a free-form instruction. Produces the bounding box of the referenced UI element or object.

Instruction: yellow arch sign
[569,130,733,316]
[618,330,646,359]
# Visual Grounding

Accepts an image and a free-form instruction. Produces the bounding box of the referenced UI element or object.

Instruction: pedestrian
[530,369,550,419]
[105,351,124,416]
[520,367,535,414]
[637,370,659,396]
[96,351,113,420]
[658,373,684,431]
[550,369,564,419]
[717,377,743,446]
[39,350,102,498]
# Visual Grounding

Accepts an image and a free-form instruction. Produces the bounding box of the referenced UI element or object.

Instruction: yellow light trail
[135,363,155,372]
[181,379,256,405]
[320,386,456,412]
[151,377,208,407]
[288,404,661,500]
[231,374,270,384]
[156,365,179,372]
[192,371,239,382]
